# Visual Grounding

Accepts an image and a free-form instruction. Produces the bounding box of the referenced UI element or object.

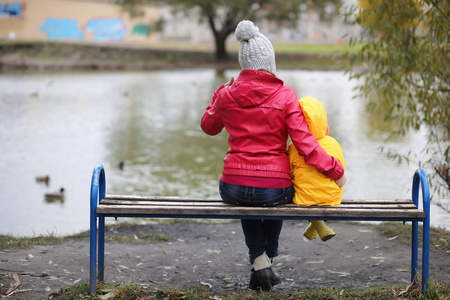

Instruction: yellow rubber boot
[303,222,319,240]
[310,220,335,241]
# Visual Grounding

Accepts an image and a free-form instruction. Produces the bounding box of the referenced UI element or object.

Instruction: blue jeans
[219,180,294,264]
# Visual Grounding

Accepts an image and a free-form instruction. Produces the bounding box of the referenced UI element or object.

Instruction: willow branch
[429,0,450,23]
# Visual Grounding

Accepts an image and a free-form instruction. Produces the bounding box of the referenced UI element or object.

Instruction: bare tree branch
[429,0,450,23]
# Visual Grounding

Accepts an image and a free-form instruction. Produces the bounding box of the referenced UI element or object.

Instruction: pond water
[0,69,448,236]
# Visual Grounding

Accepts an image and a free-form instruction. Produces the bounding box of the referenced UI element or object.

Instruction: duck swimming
[36,175,50,185]
[45,187,65,203]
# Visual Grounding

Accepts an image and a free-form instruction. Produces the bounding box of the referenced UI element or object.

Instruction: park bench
[89,164,430,295]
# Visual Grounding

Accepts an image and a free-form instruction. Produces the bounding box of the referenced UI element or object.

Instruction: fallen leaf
[98,288,117,293]
[200,281,212,288]
[167,292,184,299]
[327,270,350,277]
[5,273,21,295]
[100,292,116,300]
[386,235,399,240]
[396,269,408,272]
[18,271,48,277]
[48,292,60,299]
[397,282,413,296]
[305,260,325,264]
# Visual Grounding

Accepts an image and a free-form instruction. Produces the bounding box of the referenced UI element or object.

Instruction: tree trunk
[215,33,229,61]
[207,15,234,62]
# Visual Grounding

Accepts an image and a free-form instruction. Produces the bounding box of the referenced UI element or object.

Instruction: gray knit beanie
[235,20,276,74]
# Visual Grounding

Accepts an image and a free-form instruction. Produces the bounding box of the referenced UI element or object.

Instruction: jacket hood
[228,70,283,107]
[299,96,328,139]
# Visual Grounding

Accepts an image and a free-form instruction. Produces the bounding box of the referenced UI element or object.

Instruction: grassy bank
[0,40,345,71]
[0,222,173,250]
[58,279,449,300]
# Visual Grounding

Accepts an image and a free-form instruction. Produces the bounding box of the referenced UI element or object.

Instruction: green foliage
[0,233,62,250]
[0,222,173,250]
[57,280,92,300]
[342,0,450,197]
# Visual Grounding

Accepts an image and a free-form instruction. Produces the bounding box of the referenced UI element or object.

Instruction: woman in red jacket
[201,20,346,292]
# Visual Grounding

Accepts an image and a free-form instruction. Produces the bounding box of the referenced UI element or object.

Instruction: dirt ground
[0,221,448,299]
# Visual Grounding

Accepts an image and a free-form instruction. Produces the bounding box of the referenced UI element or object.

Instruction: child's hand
[224,77,235,86]
[335,174,347,187]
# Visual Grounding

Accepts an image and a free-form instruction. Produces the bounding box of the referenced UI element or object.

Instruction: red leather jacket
[201,69,343,181]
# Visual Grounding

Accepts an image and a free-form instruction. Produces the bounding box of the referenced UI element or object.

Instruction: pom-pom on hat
[235,20,276,74]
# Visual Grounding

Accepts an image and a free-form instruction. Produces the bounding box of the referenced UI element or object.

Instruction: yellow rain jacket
[288,97,346,206]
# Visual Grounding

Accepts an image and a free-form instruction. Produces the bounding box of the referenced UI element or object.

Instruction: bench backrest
[96,196,425,221]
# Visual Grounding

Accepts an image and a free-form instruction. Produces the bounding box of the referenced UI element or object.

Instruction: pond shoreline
[0,41,342,71]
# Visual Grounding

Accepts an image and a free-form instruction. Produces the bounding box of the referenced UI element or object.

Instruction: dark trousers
[219,180,294,263]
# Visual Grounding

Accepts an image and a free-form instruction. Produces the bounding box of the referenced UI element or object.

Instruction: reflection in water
[0,70,447,236]
[106,70,229,197]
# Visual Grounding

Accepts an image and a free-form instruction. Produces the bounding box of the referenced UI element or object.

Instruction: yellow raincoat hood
[300,96,328,140]
[288,97,346,206]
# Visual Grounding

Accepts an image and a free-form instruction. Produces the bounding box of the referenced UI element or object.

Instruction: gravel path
[1,221,448,299]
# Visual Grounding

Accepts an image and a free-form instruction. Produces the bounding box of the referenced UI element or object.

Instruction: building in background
[0,0,360,46]
[0,0,159,45]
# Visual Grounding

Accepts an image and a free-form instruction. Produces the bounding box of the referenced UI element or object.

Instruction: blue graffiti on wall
[85,19,126,41]
[0,2,23,17]
[132,24,151,36]
[40,18,83,40]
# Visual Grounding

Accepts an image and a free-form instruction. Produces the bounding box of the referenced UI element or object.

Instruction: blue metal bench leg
[98,216,105,282]
[89,187,98,295]
[421,183,430,293]
[89,164,106,295]
[412,169,430,293]
[411,220,419,284]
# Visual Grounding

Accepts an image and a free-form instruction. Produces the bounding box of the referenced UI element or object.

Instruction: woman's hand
[335,174,347,187]
[224,77,235,86]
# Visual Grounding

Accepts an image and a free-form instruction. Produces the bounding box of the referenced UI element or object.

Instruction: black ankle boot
[248,268,259,290]
[255,267,280,292]
[249,267,282,291]
[271,269,281,285]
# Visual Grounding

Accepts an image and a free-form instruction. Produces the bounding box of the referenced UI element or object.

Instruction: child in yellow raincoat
[288,96,346,241]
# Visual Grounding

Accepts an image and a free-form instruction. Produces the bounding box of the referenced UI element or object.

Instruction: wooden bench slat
[104,195,223,202]
[340,199,412,204]
[99,199,418,210]
[97,204,425,220]
[104,195,413,205]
